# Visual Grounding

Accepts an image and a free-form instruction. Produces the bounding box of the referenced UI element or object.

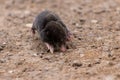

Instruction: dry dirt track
[0,0,120,80]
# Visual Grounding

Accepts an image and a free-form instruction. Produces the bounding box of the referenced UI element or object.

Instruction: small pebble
[80,53,84,57]
[91,20,98,23]
[78,37,82,40]
[108,54,112,57]
[0,59,6,63]
[25,23,32,28]
[75,23,79,27]
[3,42,6,45]
[79,19,86,24]
[72,60,82,67]
[88,64,92,67]
[95,61,100,64]
[114,47,119,50]
[32,53,38,57]
[112,57,116,60]
[8,70,14,73]
[0,44,5,51]
[0,47,4,51]
[72,63,82,67]
[22,68,28,72]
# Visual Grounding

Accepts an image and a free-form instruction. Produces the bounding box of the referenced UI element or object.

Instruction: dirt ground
[0,0,120,80]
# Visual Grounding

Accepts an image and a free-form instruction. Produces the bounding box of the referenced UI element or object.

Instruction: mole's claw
[49,46,54,53]
[45,43,54,53]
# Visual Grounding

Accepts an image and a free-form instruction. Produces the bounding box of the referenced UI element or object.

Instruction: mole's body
[32,10,71,53]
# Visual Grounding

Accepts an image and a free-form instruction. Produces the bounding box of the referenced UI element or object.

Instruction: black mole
[32,10,71,53]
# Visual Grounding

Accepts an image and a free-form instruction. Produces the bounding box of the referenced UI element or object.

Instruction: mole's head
[41,21,67,51]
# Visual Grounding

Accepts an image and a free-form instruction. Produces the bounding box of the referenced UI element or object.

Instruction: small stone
[16,61,23,65]
[72,60,82,67]
[33,53,38,57]
[79,19,85,22]
[112,57,116,60]
[86,72,90,75]
[99,58,102,59]
[0,44,5,51]
[43,56,51,61]
[78,37,82,40]
[80,53,84,57]
[25,23,32,28]
[0,47,4,51]
[38,52,44,58]
[91,20,98,23]
[79,19,86,24]
[108,54,112,57]
[91,45,97,49]
[60,52,64,56]
[8,70,14,73]
[72,63,82,67]
[3,42,6,45]
[88,64,92,67]
[95,61,100,64]
[114,47,119,50]
[22,68,28,72]
[39,55,43,58]
[0,59,6,63]
[75,23,79,27]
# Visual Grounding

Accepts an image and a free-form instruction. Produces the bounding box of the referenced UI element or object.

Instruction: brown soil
[0,0,120,80]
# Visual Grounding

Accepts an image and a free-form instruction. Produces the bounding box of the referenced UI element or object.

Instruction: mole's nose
[60,45,66,52]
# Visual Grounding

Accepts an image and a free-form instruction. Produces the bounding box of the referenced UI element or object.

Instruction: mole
[32,10,71,53]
